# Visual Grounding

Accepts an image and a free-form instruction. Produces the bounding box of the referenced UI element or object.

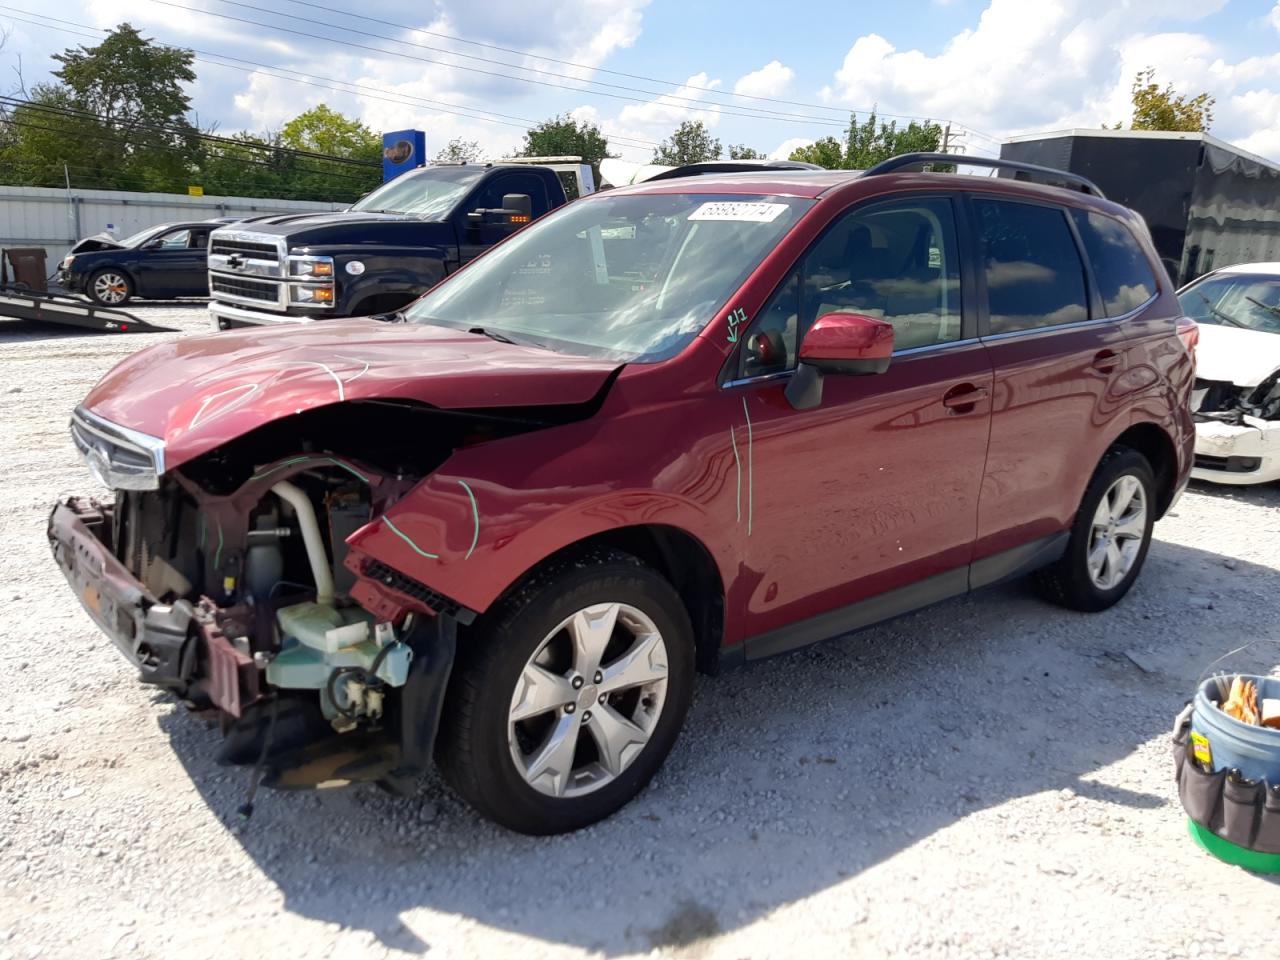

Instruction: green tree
[1121,67,1215,132]
[787,136,844,169]
[280,104,381,161]
[519,114,614,180]
[788,112,943,169]
[433,138,483,163]
[653,120,721,165]
[728,144,764,159]
[51,23,198,190]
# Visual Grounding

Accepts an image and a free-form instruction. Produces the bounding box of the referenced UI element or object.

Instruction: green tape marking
[458,480,480,560]
[214,521,224,570]
[726,307,747,344]
[251,456,370,485]
[383,516,440,560]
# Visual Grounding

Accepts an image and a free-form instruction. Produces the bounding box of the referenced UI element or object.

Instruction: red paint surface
[83,172,1194,652]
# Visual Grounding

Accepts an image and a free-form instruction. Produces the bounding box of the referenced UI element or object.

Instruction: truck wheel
[88,269,133,306]
[1035,446,1156,612]
[437,548,694,835]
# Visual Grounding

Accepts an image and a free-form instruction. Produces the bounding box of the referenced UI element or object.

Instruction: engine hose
[367,638,401,681]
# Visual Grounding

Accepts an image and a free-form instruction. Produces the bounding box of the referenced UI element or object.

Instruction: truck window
[974,199,1089,334]
[469,174,552,218]
[1069,209,1159,317]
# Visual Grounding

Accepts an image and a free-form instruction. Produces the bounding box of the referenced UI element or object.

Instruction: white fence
[0,185,344,267]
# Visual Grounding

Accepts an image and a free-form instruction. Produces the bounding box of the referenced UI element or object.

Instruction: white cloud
[1271,1,1280,34]
[733,60,794,99]
[819,0,1278,162]
[770,137,812,160]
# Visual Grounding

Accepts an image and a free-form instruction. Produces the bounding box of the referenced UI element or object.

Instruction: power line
[0,98,380,184]
[0,116,372,198]
[187,0,856,127]
[0,8,662,150]
[146,0,863,128]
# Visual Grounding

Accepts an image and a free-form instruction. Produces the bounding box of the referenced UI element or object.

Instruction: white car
[1178,262,1280,485]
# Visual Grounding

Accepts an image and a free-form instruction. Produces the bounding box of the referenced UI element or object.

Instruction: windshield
[1179,273,1280,335]
[405,193,813,361]
[349,166,485,219]
[118,225,169,248]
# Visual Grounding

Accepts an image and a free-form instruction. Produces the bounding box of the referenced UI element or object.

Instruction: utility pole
[941,123,952,154]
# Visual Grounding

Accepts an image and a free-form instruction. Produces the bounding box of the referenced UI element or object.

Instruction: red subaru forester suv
[51,155,1196,834]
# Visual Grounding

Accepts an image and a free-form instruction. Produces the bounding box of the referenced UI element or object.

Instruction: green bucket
[1188,818,1280,874]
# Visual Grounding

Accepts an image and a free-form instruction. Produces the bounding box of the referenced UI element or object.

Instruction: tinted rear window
[974,199,1089,334]
[1070,209,1159,317]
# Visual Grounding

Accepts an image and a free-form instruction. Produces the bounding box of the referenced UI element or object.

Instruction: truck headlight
[287,255,334,279]
[61,255,75,270]
[289,283,335,306]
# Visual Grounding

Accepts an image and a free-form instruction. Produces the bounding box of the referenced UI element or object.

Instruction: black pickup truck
[207,160,593,329]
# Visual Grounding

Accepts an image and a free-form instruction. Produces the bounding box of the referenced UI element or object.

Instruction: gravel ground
[1,302,1278,960]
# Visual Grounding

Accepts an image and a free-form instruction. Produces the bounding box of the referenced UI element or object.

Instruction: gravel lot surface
[1,302,1278,960]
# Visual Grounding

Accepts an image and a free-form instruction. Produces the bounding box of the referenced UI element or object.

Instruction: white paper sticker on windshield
[688,202,789,223]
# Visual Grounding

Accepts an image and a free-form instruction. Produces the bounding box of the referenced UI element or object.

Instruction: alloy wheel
[92,272,129,304]
[507,602,669,799]
[1086,474,1148,590]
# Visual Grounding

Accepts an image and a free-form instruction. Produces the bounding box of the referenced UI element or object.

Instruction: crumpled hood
[1195,323,1280,387]
[83,319,620,470]
[68,233,125,255]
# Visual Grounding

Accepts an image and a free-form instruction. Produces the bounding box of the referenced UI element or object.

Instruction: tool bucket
[1174,675,1280,872]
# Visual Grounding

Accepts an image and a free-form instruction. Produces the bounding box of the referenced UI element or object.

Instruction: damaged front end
[47,400,540,792]
[1191,369,1280,483]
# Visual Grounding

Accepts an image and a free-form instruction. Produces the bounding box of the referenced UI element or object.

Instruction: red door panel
[973,323,1132,559]
[733,340,993,639]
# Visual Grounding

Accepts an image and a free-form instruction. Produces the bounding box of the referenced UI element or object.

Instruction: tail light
[1176,317,1199,364]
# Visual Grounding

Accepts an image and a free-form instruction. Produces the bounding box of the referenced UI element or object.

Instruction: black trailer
[0,288,174,333]
[1000,129,1280,286]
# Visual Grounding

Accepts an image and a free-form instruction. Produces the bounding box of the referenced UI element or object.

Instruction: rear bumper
[1192,418,1280,486]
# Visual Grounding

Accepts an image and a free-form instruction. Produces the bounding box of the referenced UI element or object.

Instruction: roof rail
[862,152,1106,199]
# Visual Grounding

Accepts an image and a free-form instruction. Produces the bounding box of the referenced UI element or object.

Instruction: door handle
[942,384,989,410]
[1092,349,1121,372]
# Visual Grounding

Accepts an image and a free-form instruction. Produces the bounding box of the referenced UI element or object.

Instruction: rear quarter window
[974,198,1089,334]
[1070,209,1159,317]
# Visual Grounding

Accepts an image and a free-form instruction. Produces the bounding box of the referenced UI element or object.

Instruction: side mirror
[466,193,534,240]
[785,312,894,410]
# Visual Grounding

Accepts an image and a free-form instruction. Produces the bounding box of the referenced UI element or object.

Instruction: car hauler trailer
[0,247,173,332]
[1001,129,1280,286]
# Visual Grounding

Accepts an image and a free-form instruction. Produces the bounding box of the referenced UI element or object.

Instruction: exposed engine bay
[1192,370,1280,426]
[49,398,591,793]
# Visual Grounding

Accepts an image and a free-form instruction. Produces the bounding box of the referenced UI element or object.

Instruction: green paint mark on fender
[383,517,440,560]
[726,307,747,344]
[458,480,480,560]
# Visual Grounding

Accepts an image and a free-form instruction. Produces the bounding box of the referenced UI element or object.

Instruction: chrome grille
[70,408,165,491]
[209,237,280,260]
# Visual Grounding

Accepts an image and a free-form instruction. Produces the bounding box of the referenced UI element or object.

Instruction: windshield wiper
[1199,294,1250,328]
[1245,295,1280,320]
[468,326,517,344]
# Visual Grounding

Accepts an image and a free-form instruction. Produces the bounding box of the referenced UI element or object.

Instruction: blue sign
[382,129,426,182]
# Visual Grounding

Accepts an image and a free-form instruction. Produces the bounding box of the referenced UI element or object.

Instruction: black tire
[437,547,695,835]
[87,268,134,306]
[1035,445,1156,612]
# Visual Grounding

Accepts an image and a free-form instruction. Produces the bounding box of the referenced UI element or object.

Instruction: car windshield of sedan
[348,166,485,219]
[117,225,170,248]
[405,193,813,361]
[1180,274,1280,335]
